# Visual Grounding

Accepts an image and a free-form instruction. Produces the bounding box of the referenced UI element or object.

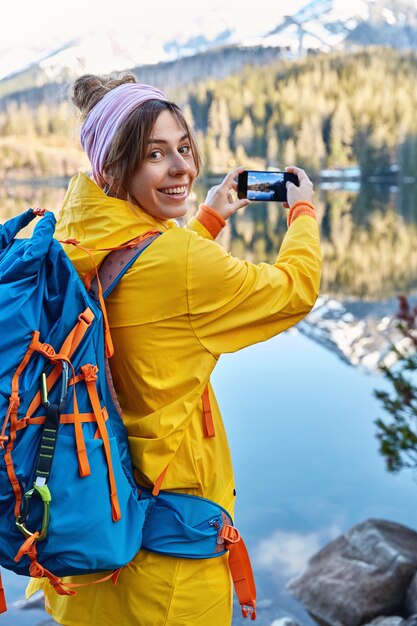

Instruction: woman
[27,72,321,625]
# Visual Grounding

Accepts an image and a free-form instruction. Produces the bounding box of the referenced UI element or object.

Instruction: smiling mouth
[159,186,188,196]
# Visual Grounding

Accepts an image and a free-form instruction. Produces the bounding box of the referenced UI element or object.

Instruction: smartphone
[237,170,299,202]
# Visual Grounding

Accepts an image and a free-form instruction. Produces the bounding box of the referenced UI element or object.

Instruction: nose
[169,152,191,176]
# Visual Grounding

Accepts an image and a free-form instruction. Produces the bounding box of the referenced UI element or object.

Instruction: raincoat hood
[55,172,177,279]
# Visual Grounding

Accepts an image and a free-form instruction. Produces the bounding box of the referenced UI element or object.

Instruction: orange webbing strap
[14,532,75,597]
[4,420,21,519]
[202,384,215,438]
[60,240,114,358]
[25,310,94,420]
[14,531,123,598]
[55,566,123,591]
[61,232,161,356]
[71,381,91,477]
[61,231,161,257]
[22,325,92,477]
[0,570,6,614]
[29,340,91,478]
[3,331,41,517]
[0,398,17,449]
[15,411,109,430]
[220,525,257,621]
[11,331,40,399]
[81,365,121,521]
[59,308,95,357]
[152,465,169,496]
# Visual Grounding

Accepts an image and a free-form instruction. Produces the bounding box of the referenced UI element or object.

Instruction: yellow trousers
[27,549,233,626]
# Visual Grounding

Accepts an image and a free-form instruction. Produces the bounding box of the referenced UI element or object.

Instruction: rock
[287,518,417,626]
[406,573,417,614]
[363,617,403,626]
[270,619,301,626]
[403,617,417,626]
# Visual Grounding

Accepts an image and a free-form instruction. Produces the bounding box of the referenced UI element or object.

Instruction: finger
[285,165,304,174]
[230,198,250,213]
[223,166,245,186]
[285,165,309,182]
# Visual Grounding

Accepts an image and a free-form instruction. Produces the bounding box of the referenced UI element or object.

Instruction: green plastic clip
[15,484,51,541]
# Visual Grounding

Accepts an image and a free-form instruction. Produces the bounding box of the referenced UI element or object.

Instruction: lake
[1,177,417,626]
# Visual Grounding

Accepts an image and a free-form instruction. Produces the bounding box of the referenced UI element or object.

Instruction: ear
[102,170,127,200]
[102,169,115,186]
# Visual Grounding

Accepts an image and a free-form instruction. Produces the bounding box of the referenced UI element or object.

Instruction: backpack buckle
[241,602,257,620]
[220,524,241,544]
[38,343,56,359]
[81,364,98,383]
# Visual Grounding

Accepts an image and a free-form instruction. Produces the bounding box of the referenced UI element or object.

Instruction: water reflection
[253,528,326,578]
[202,178,417,300]
[4,176,417,299]
[0,181,64,218]
[2,175,417,301]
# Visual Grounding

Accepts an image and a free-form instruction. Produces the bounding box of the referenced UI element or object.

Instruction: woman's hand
[283,166,315,208]
[204,166,250,220]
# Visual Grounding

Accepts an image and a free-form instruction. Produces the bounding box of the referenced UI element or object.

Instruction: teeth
[161,186,187,195]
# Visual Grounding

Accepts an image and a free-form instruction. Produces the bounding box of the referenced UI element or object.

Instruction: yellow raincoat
[27,172,321,625]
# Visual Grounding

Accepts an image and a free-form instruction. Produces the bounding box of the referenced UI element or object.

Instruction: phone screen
[237,170,298,202]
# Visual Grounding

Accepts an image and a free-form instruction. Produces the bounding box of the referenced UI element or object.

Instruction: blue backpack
[0,209,257,620]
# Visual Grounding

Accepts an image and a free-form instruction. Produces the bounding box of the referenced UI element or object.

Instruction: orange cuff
[196,204,226,239]
[287,201,317,227]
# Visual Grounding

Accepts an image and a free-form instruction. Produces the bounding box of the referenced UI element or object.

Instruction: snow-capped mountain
[1,0,417,89]
[298,294,411,374]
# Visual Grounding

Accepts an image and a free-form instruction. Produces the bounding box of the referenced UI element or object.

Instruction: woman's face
[129,110,197,220]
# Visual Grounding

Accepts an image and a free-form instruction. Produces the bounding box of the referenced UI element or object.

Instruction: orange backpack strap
[14,530,123,597]
[220,525,257,620]
[81,364,121,521]
[0,570,6,614]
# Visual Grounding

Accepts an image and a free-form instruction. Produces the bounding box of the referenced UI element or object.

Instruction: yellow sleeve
[187,214,321,356]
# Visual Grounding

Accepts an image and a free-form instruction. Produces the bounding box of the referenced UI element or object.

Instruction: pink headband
[80,82,168,187]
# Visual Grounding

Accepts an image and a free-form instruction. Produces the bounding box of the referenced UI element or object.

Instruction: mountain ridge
[1,0,417,106]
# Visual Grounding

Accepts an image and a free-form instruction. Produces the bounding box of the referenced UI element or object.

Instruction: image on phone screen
[238,170,298,202]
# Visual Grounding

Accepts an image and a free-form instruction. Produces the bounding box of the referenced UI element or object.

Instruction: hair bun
[71,73,138,119]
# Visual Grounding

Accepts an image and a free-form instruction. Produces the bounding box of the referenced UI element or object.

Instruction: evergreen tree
[375,296,417,473]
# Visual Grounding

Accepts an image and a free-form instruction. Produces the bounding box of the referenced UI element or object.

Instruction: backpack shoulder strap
[89,232,162,301]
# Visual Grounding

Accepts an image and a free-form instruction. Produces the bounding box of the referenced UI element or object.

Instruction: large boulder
[287,519,417,626]
[406,573,417,614]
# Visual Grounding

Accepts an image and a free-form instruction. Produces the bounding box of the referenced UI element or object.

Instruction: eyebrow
[148,133,189,145]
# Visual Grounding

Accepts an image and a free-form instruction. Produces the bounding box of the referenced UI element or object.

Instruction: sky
[0,0,310,74]
[0,0,370,79]
[2,0,305,49]
[0,0,309,79]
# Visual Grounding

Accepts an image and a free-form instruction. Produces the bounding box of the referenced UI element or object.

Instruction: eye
[149,149,163,160]
[179,145,191,155]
